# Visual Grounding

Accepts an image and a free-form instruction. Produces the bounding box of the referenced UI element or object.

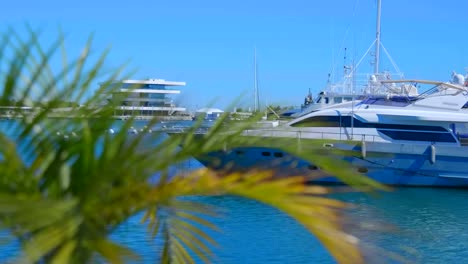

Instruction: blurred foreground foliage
[0,27,380,263]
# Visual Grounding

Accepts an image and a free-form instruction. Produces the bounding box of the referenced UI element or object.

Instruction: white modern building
[106,79,191,120]
[194,107,224,121]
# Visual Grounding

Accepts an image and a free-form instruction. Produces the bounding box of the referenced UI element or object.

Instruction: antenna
[344,47,348,76]
[374,0,382,75]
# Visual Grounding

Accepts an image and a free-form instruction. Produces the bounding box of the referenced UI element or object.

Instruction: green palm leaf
[151,169,363,264]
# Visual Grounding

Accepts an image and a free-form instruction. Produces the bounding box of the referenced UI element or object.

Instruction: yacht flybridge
[194,79,468,187]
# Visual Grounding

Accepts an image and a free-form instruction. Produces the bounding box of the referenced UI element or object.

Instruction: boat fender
[361,141,367,159]
[430,145,436,164]
[323,143,334,148]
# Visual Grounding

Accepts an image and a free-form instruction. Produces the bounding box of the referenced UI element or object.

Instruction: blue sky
[2,0,468,110]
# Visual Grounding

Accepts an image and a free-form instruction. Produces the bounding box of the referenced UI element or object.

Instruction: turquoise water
[110,184,468,263]
[3,188,467,263]
[338,188,468,263]
[108,157,468,263]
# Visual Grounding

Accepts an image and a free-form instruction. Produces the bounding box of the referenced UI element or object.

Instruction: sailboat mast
[374,0,382,75]
[254,48,259,112]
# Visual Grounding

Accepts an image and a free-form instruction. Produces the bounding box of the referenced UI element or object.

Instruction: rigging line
[347,39,377,77]
[329,0,360,81]
[381,43,403,78]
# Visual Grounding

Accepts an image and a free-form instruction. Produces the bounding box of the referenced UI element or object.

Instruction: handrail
[243,128,379,143]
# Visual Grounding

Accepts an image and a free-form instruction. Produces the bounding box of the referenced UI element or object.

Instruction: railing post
[297,131,302,152]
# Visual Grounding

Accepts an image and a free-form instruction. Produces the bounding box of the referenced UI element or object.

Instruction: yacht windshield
[358,96,418,107]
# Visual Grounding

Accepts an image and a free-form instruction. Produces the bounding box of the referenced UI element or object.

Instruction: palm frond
[147,168,363,264]
[91,239,140,264]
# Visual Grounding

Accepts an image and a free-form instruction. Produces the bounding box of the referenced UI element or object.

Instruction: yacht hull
[196,143,468,187]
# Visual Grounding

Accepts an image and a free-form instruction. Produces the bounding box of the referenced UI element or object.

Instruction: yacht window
[261,151,271,156]
[291,116,341,127]
[291,116,447,132]
[379,130,456,143]
[235,150,245,156]
[358,96,418,107]
[462,101,468,109]
[273,152,283,158]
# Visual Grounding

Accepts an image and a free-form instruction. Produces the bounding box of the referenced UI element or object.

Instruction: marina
[2,0,468,263]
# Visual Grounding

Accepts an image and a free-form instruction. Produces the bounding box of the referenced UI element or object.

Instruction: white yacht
[195,78,468,187]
